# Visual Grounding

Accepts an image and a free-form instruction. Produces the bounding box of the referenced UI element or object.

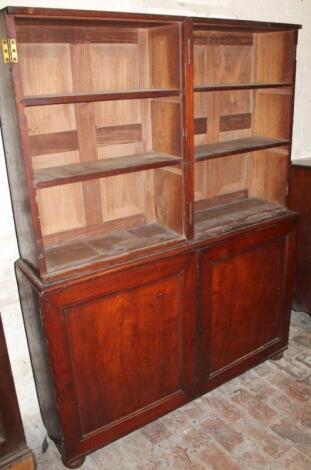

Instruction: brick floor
[28,311,311,469]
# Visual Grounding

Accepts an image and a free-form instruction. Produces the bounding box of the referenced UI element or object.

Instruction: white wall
[0,0,310,450]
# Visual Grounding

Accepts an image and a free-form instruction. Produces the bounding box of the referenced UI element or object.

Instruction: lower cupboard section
[198,220,297,393]
[17,254,197,466]
[16,216,297,467]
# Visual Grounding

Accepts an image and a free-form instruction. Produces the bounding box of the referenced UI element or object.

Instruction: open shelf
[33,152,181,188]
[45,222,183,273]
[195,198,288,240]
[23,89,181,107]
[195,136,290,162]
[194,83,292,92]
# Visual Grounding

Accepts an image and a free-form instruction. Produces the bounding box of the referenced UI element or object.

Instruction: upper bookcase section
[193,21,298,90]
[12,10,182,101]
[0,7,301,279]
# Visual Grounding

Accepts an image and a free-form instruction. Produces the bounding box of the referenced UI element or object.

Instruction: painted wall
[0,0,310,450]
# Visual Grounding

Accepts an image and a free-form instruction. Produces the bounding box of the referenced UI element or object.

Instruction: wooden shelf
[45,222,182,273]
[195,136,290,162]
[194,82,292,92]
[23,88,181,107]
[195,198,288,239]
[34,152,181,189]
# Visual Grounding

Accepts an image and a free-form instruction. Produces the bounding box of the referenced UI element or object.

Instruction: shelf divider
[34,151,181,189]
[23,88,181,107]
[195,136,290,162]
[194,82,292,92]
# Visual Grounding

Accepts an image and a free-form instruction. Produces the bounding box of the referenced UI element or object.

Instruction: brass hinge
[2,39,18,64]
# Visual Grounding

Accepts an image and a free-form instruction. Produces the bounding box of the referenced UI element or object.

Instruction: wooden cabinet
[198,219,297,393]
[0,313,35,470]
[289,159,311,313]
[0,6,300,468]
[17,254,196,466]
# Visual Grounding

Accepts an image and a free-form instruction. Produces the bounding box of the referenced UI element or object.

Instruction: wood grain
[194,31,253,46]
[219,112,251,132]
[29,124,143,157]
[195,136,289,161]
[194,189,248,211]
[17,23,139,44]
[198,220,296,392]
[195,198,288,239]
[70,44,103,226]
[253,31,296,84]
[194,82,292,92]
[34,152,181,188]
[194,117,207,135]
[45,223,182,273]
[24,89,181,106]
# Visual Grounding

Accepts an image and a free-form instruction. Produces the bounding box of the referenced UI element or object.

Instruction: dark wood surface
[0,14,40,271]
[4,6,301,30]
[289,161,311,314]
[18,254,196,466]
[0,313,35,469]
[16,212,298,467]
[195,136,290,162]
[182,18,195,240]
[198,220,297,392]
[219,112,251,132]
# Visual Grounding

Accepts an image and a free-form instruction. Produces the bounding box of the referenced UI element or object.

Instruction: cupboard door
[198,221,297,393]
[42,254,195,459]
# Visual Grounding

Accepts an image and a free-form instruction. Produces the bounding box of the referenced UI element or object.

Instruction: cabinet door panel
[199,224,296,393]
[67,274,184,435]
[42,254,195,457]
[209,241,282,372]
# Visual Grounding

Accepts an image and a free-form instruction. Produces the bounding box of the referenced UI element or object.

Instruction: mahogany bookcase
[0,6,300,467]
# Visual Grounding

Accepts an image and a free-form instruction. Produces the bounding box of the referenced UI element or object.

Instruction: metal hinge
[2,38,18,64]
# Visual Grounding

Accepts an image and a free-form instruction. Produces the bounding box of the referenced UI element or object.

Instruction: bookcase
[0,7,300,468]
[2,13,186,277]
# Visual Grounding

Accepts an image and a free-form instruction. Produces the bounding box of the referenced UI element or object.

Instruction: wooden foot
[42,435,49,453]
[271,352,284,361]
[62,456,86,468]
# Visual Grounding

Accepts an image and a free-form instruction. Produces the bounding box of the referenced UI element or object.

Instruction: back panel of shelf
[193,28,296,87]
[17,17,182,95]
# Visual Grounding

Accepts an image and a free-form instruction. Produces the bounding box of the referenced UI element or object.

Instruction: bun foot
[62,456,86,468]
[271,352,284,361]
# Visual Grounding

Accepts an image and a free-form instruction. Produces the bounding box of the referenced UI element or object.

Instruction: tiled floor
[14,310,311,469]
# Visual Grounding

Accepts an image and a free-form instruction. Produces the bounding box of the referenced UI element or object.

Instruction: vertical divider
[183,19,194,239]
[137,28,155,223]
[70,44,103,226]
